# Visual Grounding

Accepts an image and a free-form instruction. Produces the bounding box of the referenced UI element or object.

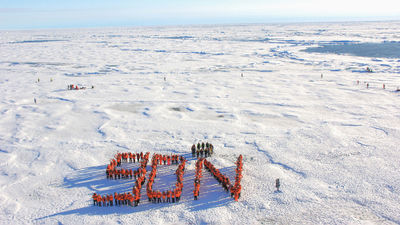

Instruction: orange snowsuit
[234,185,241,201]
[121,169,126,178]
[102,196,106,205]
[135,193,140,202]
[97,195,102,205]
[234,191,239,201]
[167,190,171,202]
[92,193,97,205]
[175,189,181,201]
[109,195,113,203]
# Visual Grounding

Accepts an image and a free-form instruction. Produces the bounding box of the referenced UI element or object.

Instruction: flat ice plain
[0,21,399,224]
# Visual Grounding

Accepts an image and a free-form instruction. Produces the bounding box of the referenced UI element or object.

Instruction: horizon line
[1,17,399,31]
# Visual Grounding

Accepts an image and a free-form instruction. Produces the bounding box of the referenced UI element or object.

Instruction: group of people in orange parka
[92,192,136,207]
[146,153,186,204]
[106,152,148,180]
[94,152,150,207]
[203,154,243,201]
[131,152,150,206]
[230,155,243,201]
[93,150,244,207]
[193,158,204,200]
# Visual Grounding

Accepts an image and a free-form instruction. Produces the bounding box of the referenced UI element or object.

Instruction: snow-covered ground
[0,21,400,224]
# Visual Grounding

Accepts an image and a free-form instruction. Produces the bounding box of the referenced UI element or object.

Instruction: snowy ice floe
[0,21,400,224]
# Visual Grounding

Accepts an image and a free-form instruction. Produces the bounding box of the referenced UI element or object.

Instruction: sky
[0,0,399,29]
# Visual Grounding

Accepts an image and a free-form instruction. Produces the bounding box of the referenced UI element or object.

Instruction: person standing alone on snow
[275,178,280,192]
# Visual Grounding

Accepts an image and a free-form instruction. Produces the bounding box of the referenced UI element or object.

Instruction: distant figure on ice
[241,73,243,77]
[366,67,373,73]
[34,98,37,104]
[321,73,323,78]
[191,144,196,157]
[164,77,166,81]
[275,178,280,192]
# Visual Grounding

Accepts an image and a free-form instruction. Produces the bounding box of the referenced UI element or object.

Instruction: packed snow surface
[0,21,400,224]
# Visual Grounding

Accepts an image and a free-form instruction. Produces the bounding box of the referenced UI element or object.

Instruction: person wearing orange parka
[167,190,171,203]
[155,191,160,203]
[108,194,113,206]
[175,189,181,202]
[193,188,199,200]
[92,193,97,206]
[170,190,175,203]
[128,195,134,207]
[102,195,106,206]
[97,195,102,206]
